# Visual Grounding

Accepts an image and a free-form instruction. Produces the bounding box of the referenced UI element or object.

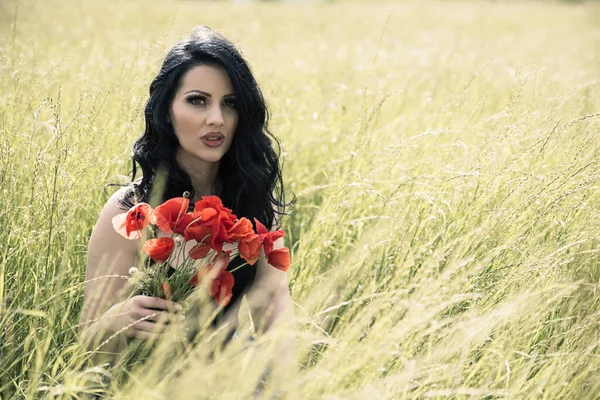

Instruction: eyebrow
[184,90,236,98]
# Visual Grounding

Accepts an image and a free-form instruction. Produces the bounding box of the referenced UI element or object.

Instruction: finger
[135,308,170,324]
[136,295,182,312]
[134,309,184,327]
[132,320,168,334]
[131,329,160,341]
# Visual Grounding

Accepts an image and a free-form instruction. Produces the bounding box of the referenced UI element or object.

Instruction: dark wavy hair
[116,26,294,229]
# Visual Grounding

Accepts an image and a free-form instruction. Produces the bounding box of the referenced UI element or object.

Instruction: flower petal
[189,242,212,260]
[213,270,234,307]
[153,197,190,234]
[199,208,218,223]
[268,248,291,272]
[184,224,212,243]
[142,237,175,263]
[254,218,269,236]
[112,213,131,238]
[226,217,255,241]
[238,234,261,265]
[112,203,153,240]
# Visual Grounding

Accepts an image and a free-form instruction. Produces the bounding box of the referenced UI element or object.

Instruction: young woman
[79,26,295,368]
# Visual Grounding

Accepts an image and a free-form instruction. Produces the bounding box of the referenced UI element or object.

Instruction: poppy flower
[194,196,234,216]
[142,237,175,263]
[183,207,234,256]
[189,251,231,287]
[112,203,154,240]
[212,211,237,245]
[188,237,224,259]
[152,197,190,234]
[159,281,173,300]
[193,196,237,246]
[184,224,212,244]
[209,270,234,307]
[238,233,262,265]
[189,242,212,260]
[188,252,234,307]
[226,217,255,242]
[174,212,197,236]
[254,218,286,257]
[268,248,291,272]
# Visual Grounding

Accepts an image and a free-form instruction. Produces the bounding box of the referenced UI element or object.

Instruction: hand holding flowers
[102,295,183,340]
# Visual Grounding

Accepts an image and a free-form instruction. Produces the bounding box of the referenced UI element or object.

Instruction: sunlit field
[1,0,599,398]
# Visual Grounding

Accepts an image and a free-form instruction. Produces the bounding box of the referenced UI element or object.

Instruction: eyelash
[186,95,206,106]
[186,95,237,109]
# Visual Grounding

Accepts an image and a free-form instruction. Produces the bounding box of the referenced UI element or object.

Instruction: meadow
[1,0,599,398]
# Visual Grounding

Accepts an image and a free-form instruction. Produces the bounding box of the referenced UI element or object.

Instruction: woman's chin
[191,151,226,164]
[177,144,231,166]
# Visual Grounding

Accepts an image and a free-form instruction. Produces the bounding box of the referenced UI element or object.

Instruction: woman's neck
[176,149,220,202]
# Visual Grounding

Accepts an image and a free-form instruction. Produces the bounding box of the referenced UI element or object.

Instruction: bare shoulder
[86,187,138,277]
[96,186,135,222]
[81,186,139,328]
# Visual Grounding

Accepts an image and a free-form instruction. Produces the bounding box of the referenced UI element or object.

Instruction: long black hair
[117,26,294,230]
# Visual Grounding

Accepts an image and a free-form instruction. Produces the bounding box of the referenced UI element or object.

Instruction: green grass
[1,0,599,398]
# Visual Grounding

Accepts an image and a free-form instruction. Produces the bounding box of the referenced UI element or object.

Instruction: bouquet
[111,193,291,307]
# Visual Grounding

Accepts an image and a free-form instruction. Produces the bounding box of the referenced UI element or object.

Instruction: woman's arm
[79,188,138,361]
[245,236,296,380]
[79,188,180,364]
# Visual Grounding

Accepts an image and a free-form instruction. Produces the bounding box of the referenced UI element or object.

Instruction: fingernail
[179,315,185,322]
[175,304,183,311]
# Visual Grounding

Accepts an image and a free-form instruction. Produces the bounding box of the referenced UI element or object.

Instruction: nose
[206,104,224,127]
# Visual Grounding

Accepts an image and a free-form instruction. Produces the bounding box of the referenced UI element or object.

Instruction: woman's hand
[102,295,183,340]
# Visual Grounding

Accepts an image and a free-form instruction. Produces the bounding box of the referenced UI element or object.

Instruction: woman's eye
[186,96,206,106]
[224,99,237,109]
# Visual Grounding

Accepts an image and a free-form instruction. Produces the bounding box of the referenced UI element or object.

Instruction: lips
[200,132,225,148]
[201,132,225,140]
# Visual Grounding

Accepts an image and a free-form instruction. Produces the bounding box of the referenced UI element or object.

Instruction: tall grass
[0,0,599,398]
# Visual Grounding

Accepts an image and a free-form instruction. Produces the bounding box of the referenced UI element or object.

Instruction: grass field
[1,0,600,398]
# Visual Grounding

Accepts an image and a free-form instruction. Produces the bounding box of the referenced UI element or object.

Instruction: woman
[79,26,295,371]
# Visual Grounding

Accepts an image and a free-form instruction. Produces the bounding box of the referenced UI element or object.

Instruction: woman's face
[169,64,238,166]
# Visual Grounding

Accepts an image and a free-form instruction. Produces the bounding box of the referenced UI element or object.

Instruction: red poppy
[214,211,237,244]
[189,242,212,260]
[238,233,262,265]
[254,218,286,257]
[152,197,190,234]
[182,213,217,258]
[187,235,224,259]
[112,203,154,240]
[189,252,234,306]
[174,212,196,236]
[159,281,173,300]
[142,237,175,263]
[189,251,231,287]
[184,224,212,243]
[226,217,255,242]
[194,196,234,216]
[268,248,291,272]
[209,270,234,307]
[193,196,237,247]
